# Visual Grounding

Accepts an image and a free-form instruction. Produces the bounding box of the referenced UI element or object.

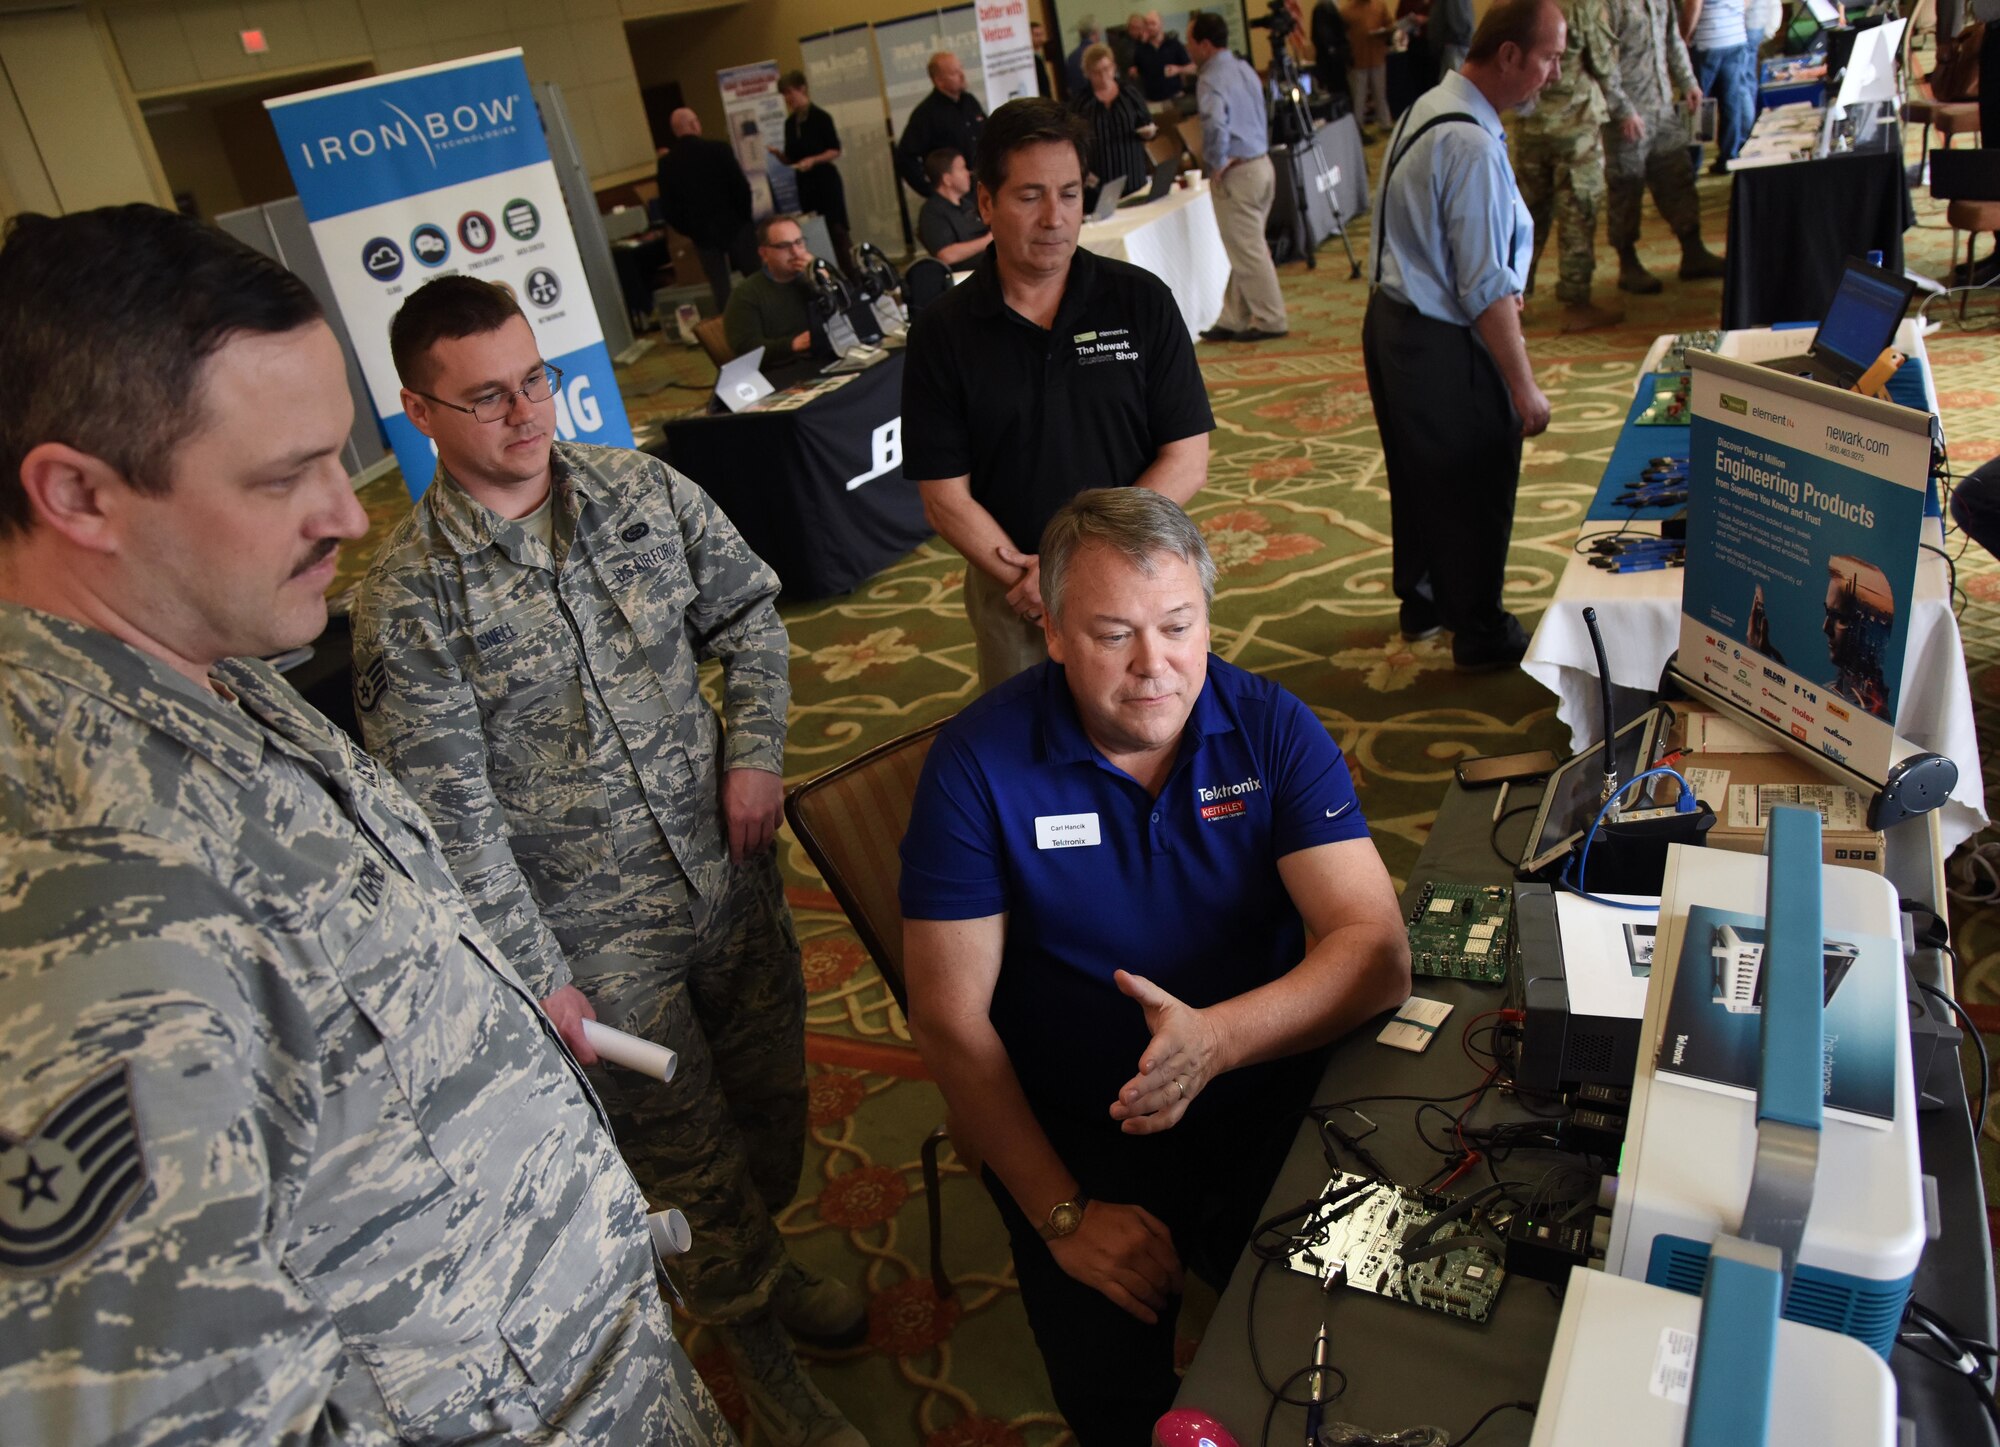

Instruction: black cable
[1489,801,1538,869]
[1916,978,1989,1139]
[1451,1399,1536,1445]
[1896,1296,2000,1436]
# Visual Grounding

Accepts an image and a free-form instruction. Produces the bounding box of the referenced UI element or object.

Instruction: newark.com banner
[266,51,632,499]
[1679,351,1929,781]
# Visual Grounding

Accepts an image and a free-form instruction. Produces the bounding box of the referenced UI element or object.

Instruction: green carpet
[333,133,2000,1447]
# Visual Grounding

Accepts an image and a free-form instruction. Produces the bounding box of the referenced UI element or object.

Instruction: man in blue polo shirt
[899,489,1410,1445]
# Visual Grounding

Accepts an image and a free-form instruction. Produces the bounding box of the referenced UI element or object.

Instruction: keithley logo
[293,93,521,170]
[1197,775,1261,822]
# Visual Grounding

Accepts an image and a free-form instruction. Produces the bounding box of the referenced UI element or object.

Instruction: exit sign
[240,28,268,54]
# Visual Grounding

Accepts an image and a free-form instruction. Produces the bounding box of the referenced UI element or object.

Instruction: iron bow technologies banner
[266,51,632,499]
[1679,352,1929,780]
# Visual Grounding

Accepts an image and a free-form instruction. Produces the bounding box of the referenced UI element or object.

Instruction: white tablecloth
[1077,181,1228,338]
[1526,327,1987,853]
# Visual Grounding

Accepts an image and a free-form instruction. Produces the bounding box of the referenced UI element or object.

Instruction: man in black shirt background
[771,71,858,278]
[896,52,987,196]
[657,108,753,311]
[903,98,1213,693]
[917,151,994,270]
[1129,11,1195,104]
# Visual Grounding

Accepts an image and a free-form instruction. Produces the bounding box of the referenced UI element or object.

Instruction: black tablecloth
[651,351,932,601]
[1270,112,1372,264]
[1721,124,1916,328]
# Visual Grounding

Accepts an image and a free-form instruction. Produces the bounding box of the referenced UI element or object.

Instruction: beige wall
[0,7,168,219]
[145,99,247,214]
[99,0,672,183]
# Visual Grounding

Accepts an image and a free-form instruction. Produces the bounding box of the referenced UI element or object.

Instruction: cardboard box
[1678,748,1886,873]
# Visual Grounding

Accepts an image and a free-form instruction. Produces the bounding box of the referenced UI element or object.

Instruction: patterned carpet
[332,133,2000,1446]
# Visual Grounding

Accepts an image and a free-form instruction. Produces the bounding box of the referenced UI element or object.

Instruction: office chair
[694,316,734,366]
[784,719,961,1297]
[900,258,953,320]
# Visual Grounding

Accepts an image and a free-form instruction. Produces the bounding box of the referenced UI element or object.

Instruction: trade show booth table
[1172,781,1994,1446]
[1530,324,1986,853]
[1077,180,1230,338]
[652,352,930,600]
[1722,120,1913,327]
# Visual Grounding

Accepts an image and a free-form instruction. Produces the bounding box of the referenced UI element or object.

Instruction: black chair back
[902,258,953,319]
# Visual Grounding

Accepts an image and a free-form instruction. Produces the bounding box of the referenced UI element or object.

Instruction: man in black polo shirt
[895,52,987,197]
[657,108,753,311]
[917,150,993,270]
[903,98,1213,693]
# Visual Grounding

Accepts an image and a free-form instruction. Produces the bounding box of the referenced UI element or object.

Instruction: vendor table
[1077,179,1230,338]
[1172,780,1994,1447]
[1532,323,1985,853]
[651,352,931,601]
[1721,119,1913,328]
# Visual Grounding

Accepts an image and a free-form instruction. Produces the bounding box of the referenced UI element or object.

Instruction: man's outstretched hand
[1107,969,1224,1134]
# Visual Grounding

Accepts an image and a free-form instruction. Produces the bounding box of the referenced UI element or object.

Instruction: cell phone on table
[1455,748,1562,789]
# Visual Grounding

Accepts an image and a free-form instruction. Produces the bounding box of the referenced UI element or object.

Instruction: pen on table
[1304,1320,1330,1446]
[1493,780,1510,823]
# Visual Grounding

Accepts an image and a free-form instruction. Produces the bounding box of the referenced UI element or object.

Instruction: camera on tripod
[1246,0,1297,43]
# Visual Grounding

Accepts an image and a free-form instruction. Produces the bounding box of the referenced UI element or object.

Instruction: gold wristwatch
[1039,1192,1088,1240]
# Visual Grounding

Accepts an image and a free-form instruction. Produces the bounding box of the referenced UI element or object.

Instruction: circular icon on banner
[524,268,561,308]
[502,198,541,242]
[457,210,496,253]
[361,237,403,282]
[410,224,451,268]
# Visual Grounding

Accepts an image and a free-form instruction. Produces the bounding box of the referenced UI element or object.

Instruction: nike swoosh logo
[1324,802,1355,820]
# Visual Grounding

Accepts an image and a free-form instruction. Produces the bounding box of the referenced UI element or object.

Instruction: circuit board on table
[1653,330,1724,373]
[1284,1172,1508,1323]
[1635,374,1692,424]
[1404,882,1512,984]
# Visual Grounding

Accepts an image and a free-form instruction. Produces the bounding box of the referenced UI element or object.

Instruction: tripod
[1269,42,1360,278]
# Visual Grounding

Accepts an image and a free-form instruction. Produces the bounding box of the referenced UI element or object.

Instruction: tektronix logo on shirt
[1197,774,1262,821]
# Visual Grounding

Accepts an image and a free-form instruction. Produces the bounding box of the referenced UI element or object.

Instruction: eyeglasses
[420,363,563,424]
[761,237,810,252]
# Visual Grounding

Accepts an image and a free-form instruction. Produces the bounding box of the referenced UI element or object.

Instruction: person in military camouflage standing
[1604,0,1726,293]
[0,206,731,1446]
[350,276,862,1447]
[1516,0,1634,331]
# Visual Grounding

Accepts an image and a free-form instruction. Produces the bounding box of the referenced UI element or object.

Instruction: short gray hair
[1039,488,1216,626]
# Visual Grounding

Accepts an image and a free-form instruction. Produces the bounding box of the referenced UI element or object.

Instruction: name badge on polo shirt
[1035,812,1102,849]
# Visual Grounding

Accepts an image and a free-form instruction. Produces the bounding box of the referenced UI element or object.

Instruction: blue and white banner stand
[1678,351,1929,783]
[267,50,632,499]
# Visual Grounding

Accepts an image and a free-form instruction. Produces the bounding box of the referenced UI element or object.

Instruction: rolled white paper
[580,1020,678,1082]
[649,1208,692,1258]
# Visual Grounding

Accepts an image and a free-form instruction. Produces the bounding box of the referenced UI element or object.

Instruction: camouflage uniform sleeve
[661,462,791,775]
[351,571,577,995]
[1665,0,1697,96]
[0,836,386,1446]
[1588,3,1637,121]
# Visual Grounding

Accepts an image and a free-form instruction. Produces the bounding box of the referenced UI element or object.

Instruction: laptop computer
[1117,157,1179,208]
[714,346,774,413]
[1758,256,1916,390]
[1086,175,1126,222]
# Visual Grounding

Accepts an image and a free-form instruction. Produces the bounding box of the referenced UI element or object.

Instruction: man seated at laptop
[722,213,819,360]
[899,487,1410,1444]
[918,149,994,270]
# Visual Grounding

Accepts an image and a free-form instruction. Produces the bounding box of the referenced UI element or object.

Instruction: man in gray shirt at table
[917,149,994,270]
[1188,13,1287,343]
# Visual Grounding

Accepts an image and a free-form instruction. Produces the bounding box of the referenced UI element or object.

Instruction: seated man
[722,212,819,360]
[917,149,993,270]
[900,488,1411,1445]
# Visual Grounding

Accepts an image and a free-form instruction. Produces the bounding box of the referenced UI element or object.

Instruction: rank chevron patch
[0,1062,148,1276]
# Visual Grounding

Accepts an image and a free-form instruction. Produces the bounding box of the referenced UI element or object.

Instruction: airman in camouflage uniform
[0,205,729,1446]
[1603,0,1726,292]
[1516,0,1634,329]
[351,277,861,1447]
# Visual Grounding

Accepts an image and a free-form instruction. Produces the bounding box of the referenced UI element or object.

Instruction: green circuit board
[1404,882,1512,984]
